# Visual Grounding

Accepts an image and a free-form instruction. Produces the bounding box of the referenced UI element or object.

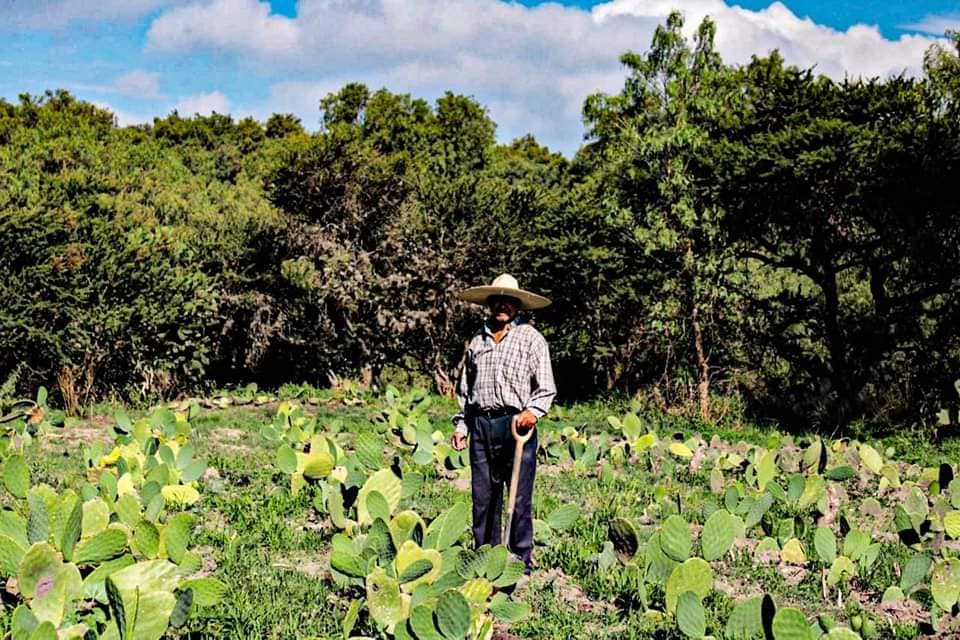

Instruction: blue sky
[2,0,957,155]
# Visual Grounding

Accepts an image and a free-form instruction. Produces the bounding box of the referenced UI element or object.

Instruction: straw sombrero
[456,274,551,310]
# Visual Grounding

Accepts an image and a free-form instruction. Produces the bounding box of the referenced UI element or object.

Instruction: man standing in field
[451,274,556,575]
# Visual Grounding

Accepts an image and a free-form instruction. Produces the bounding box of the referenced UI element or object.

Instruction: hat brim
[456,286,552,310]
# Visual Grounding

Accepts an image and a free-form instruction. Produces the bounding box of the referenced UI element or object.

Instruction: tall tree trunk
[691,302,711,421]
[821,267,850,425]
[686,243,711,421]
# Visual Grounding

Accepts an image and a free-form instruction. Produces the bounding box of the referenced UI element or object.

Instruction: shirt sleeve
[452,352,469,435]
[524,338,556,418]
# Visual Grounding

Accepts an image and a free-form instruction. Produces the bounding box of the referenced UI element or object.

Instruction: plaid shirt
[453,318,556,434]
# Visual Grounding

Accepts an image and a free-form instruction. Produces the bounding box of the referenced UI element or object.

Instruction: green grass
[9,391,956,638]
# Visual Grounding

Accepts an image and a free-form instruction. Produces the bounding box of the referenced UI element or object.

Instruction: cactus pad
[813,527,836,564]
[395,541,441,593]
[771,607,811,640]
[701,509,735,562]
[931,558,960,610]
[436,589,471,639]
[74,529,127,565]
[665,558,713,614]
[358,470,402,526]
[366,567,408,631]
[546,504,581,531]
[609,517,639,562]
[676,591,706,638]
[725,596,764,640]
[390,511,426,549]
[660,515,691,562]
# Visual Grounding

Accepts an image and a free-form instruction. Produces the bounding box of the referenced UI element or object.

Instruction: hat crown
[490,274,519,289]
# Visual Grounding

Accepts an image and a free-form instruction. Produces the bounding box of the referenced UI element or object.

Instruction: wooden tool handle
[503,417,533,552]
[511,418,534,444]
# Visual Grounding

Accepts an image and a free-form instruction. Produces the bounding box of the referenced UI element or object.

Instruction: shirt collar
[483,315,522,338]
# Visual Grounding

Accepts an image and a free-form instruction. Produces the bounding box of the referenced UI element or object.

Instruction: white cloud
[146,0,947,154]
[2,0,180,30]
[255,79,350,125]
[92,101,148,127]
[113,70,162,99]
[594,1,935,78]
[146,0,299,56]
[901,14,960,36]
[174,90,231,115]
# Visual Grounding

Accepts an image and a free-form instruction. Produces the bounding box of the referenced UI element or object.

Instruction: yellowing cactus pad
[160,485,200,507]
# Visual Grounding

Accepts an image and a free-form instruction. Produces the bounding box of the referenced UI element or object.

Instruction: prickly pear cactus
[609,517,640,563]
[701,508,735,561]
[665,558,713,614]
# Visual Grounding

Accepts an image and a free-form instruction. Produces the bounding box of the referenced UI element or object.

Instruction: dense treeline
[1,13,958,430]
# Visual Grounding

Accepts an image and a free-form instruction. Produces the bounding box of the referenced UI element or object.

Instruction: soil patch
[777,563,808,586]
[531,567,613,615]
[450,476,471,492]
[200,509,230,533]
[714,575,765,601]
[272,551,329,580]
[852,584,929,627]
[537,463,572,477]
[211,443,256,456]
[492,625,523,640]
[193,545,219,578]
[212,428,245,440]
[45,416,114,448]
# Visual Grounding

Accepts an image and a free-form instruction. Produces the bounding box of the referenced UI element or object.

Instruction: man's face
[488,295,520,323]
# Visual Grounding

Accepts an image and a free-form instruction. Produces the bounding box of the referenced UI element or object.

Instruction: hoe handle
[503,419,534,550]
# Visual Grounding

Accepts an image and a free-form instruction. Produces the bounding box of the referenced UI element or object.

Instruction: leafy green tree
[720,54,960,426]
[0,91,282,409]
[320,82,370,128]
[582,12,742,418]
[265,113,305,139]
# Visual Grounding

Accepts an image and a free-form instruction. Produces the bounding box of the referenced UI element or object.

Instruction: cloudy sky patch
[1,0,955,154]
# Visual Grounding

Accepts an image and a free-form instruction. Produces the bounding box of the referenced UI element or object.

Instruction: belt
[468,406,519,419]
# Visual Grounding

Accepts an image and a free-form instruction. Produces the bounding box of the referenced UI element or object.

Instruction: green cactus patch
[422,502,469,550]
[609,517,640,563]
[436,589,471,639]
[73,529,127,564]
[546,503,580,531]
[390,511,426,549]
[701,508,735,561]
[660,515,691,562]
[4,454,29,499]
[366,568,408,631]
[771,607,812,640]
[813,527,837,564]
[665,558,713,614]
[676,591,706,638]
[409,604,443,640]
[176,577,227,607]
[395,541,442,593]
[725,596,764,640]
[900,553,931,592]
[487,592,528,624]
[366,490,392,524]
[931,558,960,610]
[358,470,403,526]
[19,543,62,600]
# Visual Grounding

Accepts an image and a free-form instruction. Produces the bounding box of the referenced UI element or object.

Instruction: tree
[720,54,960,426]
[0,92,282,409]
[582,12,742,419]
[265,113,305,139]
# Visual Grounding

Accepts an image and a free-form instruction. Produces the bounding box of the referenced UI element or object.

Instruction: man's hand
[512,410,538,435]
[451,431,468,451]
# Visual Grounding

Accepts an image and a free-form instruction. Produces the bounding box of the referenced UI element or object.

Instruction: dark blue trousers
[468,413,538,571]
